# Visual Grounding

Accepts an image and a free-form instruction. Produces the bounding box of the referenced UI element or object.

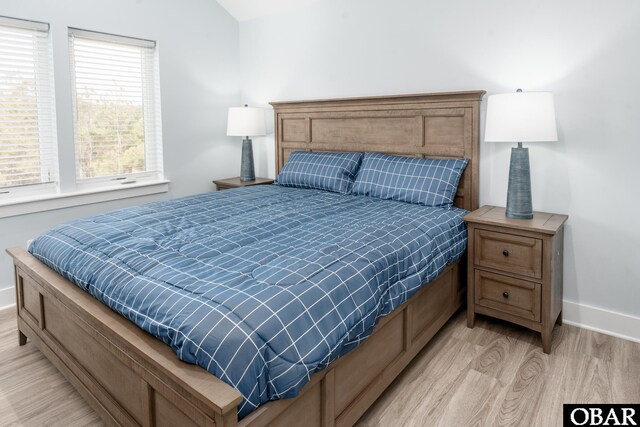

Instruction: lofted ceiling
[216,0,324,22]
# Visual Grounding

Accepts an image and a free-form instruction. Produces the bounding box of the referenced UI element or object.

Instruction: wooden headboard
[270,91,485,211]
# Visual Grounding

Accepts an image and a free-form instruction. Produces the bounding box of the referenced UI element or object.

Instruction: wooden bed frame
[7,90,485,427]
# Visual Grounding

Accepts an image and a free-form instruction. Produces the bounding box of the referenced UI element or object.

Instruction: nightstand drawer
[474,270,541,322]
[474,229,542,279]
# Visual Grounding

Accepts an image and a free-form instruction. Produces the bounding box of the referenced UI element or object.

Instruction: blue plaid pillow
[352,153,468,207]
[275,151,364,194]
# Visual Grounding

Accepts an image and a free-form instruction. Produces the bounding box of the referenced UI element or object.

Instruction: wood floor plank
[471,334,530,386]
[529,348,575,426]
[433,369,500,427]
[488,347,550,426]
[610,332,640,372]
[1,307,639,427]
[568,353,613,404]
[609,362,640,403]
[575,327,615,362]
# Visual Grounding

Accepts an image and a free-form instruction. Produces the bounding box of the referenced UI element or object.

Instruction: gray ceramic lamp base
[240,138,256,182]
[506,144,533,219]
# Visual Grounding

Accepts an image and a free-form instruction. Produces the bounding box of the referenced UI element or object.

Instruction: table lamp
[484,89,558,219]
[227,105,266,182]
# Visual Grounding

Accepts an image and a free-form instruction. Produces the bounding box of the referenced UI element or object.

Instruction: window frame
[68,27,164,190]
[0,16,59,201]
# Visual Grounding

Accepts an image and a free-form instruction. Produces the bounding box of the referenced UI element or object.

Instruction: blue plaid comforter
[29,185,468,417]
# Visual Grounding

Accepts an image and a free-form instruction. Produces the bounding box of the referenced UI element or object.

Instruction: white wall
[0,0,241,307]
[239,0,640,321]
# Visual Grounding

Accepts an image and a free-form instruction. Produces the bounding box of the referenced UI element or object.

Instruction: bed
[7,90,484,427]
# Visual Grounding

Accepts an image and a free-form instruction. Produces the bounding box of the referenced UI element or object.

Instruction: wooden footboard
[8,247,464,427]
[9,247,242,427]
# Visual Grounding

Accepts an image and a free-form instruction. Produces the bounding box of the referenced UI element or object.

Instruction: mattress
[29,185,468,417]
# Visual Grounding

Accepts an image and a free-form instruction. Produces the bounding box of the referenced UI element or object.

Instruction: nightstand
[212,177,274,191]
[464,206,568,353]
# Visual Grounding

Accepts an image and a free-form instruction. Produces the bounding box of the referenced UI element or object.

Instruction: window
[0,23,167,217]
[69,29,163,187]
[0,16,57,197]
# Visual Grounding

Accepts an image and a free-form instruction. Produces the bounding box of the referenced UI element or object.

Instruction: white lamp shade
[484,91,558,142]
[227,106,266,137]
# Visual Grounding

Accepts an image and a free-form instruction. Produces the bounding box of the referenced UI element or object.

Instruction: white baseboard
[0,286,16,311]
[563,299,640,344]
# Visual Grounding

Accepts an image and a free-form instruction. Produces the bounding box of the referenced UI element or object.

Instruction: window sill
[0,180,170,219]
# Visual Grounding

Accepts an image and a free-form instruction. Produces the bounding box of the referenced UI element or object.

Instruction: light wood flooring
[1,307,638,426]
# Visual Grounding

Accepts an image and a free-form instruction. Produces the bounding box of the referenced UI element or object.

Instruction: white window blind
[0,16,57,194]
[69,28,163,185]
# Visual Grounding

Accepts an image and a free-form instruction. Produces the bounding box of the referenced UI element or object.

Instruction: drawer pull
[502,249,510,257]
[502,291,510,298]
